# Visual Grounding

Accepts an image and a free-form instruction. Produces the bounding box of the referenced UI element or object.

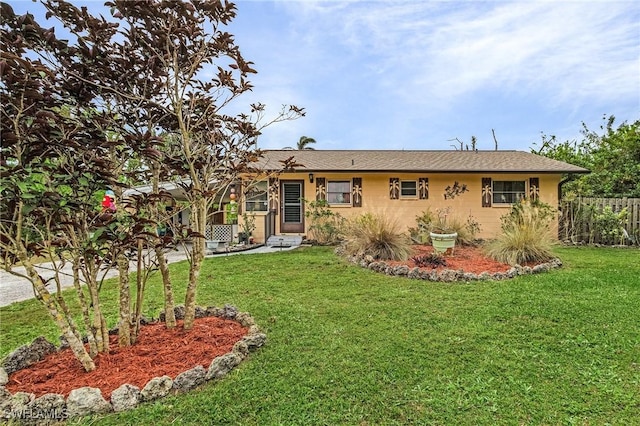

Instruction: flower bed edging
[0,304,265,424]
[348,254,563,282]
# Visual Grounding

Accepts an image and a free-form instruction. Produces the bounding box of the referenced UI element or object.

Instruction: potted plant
[429,207,458,254]
[240,213,256,245]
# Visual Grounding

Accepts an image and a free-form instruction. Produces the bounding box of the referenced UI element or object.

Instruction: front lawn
[1,246,639,425]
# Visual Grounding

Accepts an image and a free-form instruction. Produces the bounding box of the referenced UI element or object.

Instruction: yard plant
[1,246,638,425]
[486,198,556,265]
[341,213,412,260]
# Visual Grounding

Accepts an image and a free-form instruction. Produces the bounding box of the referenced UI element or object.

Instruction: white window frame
[327,180,352,206]
[244,181,268,212]
[400,180,418,198]
[492,180,526,205]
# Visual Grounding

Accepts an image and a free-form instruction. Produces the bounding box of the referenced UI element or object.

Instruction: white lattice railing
[205,224,234,242]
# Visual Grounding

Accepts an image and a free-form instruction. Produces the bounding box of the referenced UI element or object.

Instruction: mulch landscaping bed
[387,245,522,274]
[6,316,248,399]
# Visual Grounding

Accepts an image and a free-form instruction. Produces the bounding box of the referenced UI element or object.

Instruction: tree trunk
[132,238,146,342]
[84,258,109,353]
[152,163,176,328]
[183,198,206,329]
[157,245,176,328]
[18,253,96,372]
[71,259,99,357]
[117,251,132,347]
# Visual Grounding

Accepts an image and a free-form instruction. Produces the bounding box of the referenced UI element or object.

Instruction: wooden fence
[559,197,640,245]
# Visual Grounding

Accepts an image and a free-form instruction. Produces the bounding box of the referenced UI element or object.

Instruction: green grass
[1,246,639,425]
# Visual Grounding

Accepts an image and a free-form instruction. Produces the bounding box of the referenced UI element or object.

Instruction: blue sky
[9,0,640,151]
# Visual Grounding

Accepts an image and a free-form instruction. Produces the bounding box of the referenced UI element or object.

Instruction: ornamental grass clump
[486,199,555,265]
[342,213,412,261]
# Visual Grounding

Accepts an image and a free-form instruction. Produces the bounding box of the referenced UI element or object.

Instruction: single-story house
[241,150,589,244]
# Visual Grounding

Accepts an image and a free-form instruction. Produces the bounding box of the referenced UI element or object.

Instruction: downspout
[558,175,573,203]
[557,171,590,241]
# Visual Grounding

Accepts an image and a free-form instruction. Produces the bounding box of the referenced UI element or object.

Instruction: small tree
[0,5,124,370]
[1,0,304,371]
[44,0,304,332]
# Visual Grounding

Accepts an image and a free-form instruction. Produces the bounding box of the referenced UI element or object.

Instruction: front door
[280,181,304,233]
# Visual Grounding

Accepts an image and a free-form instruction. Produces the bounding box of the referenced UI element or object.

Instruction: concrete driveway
[0,244,299,307]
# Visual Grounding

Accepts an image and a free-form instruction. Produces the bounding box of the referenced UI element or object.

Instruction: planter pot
[430,232,458,254]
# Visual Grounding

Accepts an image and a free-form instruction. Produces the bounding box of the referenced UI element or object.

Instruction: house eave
[257,168,591,175]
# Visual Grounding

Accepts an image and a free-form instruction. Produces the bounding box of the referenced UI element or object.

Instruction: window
[327,181,351,205]
[400,181,417,198]
[492,181,525,204]
[245,181,268,212]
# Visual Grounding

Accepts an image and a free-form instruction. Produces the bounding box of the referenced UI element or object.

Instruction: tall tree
[534,116,640,197]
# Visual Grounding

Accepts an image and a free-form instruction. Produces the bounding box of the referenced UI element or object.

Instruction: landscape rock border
[0,304,265,424]
[347,253,563,282]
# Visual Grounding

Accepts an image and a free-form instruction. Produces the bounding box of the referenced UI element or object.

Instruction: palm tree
[284,136,317,150]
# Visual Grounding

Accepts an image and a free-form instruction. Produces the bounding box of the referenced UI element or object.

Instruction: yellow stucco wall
[241,172,562,242]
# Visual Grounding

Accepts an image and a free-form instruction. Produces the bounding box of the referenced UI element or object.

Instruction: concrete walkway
[0,244,300,307]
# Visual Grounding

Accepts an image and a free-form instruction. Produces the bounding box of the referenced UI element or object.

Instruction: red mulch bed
[387,245,514,274]
[6,316,247,400]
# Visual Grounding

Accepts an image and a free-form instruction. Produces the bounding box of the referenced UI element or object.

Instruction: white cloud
[277,1,638,107]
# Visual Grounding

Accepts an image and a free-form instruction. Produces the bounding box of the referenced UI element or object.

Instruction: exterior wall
[241,172,562,241]
[251,211,268,244]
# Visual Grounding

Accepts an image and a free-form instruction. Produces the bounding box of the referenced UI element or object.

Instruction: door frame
[280,180,305,233]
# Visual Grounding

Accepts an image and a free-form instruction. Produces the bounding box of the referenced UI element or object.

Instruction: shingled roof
[256,150,590,174]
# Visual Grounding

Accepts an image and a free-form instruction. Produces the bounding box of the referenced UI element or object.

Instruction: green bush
[342,213,412,261]
[592,205,628,245]
[408,209,435,243]
[304,199,345,245]
[486,199,555,265]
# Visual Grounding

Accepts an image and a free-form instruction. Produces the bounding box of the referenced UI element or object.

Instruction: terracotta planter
[430,232,458,254]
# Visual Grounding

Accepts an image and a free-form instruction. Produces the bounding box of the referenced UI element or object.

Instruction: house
[240,150,589,244]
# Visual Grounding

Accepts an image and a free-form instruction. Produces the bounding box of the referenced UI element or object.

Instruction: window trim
[244,181,269,212]
[327,180,352,206]
[400,180,418,199]
[492,180,526,205]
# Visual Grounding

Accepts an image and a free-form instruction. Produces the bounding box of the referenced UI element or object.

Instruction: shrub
[304,199,345,245]
[409,209,435,243]
[592,206,628,245]
[342,213,412,261]
[486,199,555,265]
